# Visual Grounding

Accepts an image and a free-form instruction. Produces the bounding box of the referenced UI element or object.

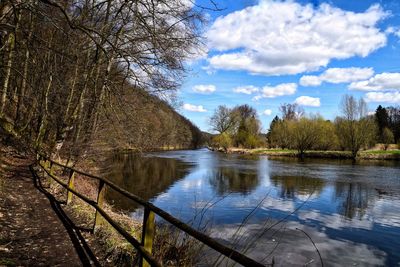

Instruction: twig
[296,228,323,267]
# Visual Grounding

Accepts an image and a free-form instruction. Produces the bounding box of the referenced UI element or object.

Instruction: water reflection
[208,167,259,195]
[103,149,400,266]
[335,182,373,219]
[104,153,192,211]
[270,175,325,199]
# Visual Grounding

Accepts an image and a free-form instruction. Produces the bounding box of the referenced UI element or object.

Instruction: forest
[209,95,400,158]
[0,0,204,161]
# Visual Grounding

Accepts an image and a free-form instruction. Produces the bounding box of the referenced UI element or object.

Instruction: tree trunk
[35,75,52,149]
[15,12,34,124]
[0,32,16,115]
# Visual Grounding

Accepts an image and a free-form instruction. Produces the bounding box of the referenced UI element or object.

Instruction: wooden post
[46,161,55,187]
[140,207,156,267]
[43,159,48,173]
[40,158,45,179]
[94,180,106,231]
[42,160,51,187]
[66,169,75,204]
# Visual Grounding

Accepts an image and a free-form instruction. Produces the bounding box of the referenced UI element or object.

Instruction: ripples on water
[103,148,400,266]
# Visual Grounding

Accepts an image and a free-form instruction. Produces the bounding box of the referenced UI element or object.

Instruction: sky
[176,0,400,132]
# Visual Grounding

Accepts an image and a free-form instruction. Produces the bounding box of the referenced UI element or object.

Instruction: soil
[0,141,107,267]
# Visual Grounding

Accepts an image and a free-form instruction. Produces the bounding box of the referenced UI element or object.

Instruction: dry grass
[153,225,203,266]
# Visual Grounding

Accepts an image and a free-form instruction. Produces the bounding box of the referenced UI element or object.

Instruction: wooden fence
[35,154,265,267]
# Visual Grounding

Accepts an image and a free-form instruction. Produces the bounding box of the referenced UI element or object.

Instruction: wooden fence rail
[35,154,265,267]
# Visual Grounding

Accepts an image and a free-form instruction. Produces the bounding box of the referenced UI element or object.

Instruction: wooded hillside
[0,0,205,160]
[93,85,204,153]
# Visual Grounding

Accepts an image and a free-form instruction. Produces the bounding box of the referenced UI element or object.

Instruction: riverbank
[0,136,200,266]
[219,147,400,160]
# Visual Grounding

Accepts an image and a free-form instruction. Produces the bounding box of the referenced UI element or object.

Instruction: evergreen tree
[375,105,389,142]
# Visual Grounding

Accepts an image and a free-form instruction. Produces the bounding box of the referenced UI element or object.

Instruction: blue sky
[177,0,400,132]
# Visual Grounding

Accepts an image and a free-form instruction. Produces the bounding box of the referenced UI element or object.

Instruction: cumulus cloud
[253,83,297,100]
[183,103,207,112]
[233,85,259,94]
[262,109,272,116]
[385,26,400,37]
[300,67,374,86]
[206,1,388,76]
[295,96,321,107]
[349,72,400,91]
[299,75,322,87]
[193,84,216,93]
[364,92,400,103]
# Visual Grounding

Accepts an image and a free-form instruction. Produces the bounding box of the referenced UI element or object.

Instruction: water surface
[103,149,400,266]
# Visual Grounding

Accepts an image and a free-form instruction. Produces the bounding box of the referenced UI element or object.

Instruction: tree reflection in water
[270,175,325,199]
[335,182,373,219]
[270,175,373,220]
[208,167,260,195]
[103,153,192,211]
[99,149,400,266]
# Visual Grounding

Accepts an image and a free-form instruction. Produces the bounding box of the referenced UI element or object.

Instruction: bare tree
[335,95,376,158]
[279,103,304,121]
[209,105,236,134]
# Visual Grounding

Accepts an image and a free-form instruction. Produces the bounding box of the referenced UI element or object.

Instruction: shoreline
[210,147,400,161]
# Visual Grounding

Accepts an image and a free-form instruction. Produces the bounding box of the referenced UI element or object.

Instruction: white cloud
[206,1,388,76]
[295,96,321,107]
[233,85,259,94]
[385,26,396,34]
[253,83,297,100]
[300,67,374,86]
[193,84,216,93]
[183,103,207,112]
[349,72,400,91]
[299,75,322,87]
[385,26,400,37]
[262,109,272,116]
[364,92,400,103]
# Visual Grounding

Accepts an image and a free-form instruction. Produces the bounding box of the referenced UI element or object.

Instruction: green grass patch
[362,150,400,155]
[253,149,297,154]
[0,258,16,267]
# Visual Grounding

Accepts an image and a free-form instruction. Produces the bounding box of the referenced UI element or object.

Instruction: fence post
[49,161,53,171]
[42,160,51,187]
[140,207,156,267]
[49,161,54,185]
[94,180,106,231]
[40,158,45,179]
[66,169,75,204]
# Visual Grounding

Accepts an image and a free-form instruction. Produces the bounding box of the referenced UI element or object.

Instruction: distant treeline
[0,1,205,160]
[209,95,400,158]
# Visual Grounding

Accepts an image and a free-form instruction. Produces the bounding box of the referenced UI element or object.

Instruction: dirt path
[0,143,99,267]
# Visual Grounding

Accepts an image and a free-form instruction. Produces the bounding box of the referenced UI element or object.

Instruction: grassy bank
[225,148,400,160]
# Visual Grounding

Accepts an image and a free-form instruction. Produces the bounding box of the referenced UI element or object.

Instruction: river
[102,148,400,266]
